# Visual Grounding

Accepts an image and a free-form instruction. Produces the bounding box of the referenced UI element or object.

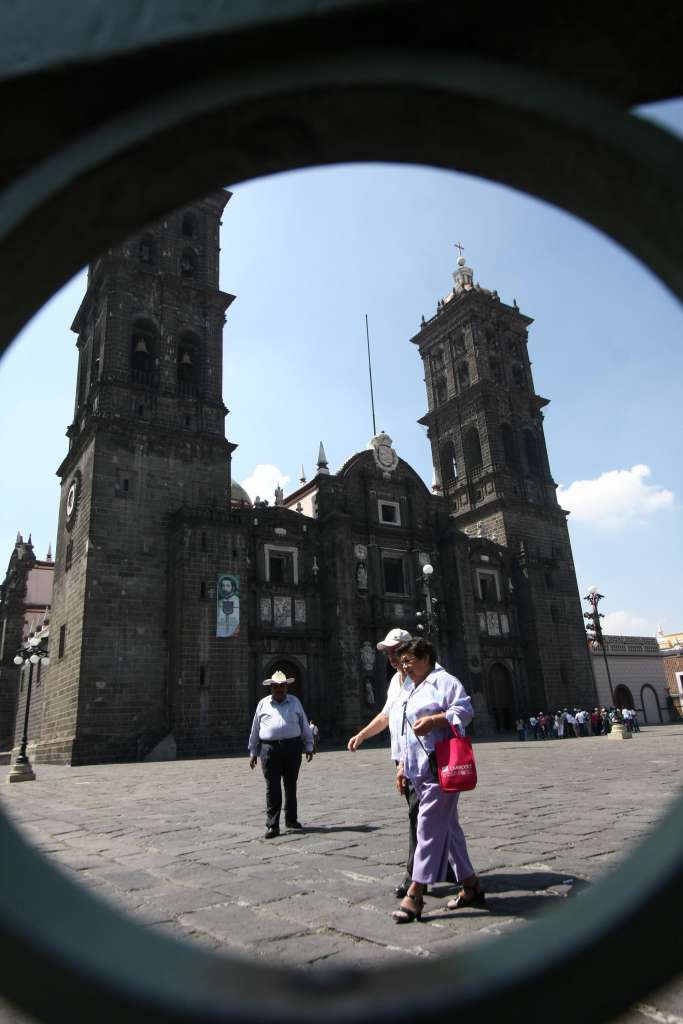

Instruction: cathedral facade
[6,191,595,765]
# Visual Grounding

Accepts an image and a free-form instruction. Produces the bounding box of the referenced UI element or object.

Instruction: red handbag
[434,725,477,792]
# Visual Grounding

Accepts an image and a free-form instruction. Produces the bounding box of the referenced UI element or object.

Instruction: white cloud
[601,610,654,636]
[240,464,290,503]
[557,464,673,530]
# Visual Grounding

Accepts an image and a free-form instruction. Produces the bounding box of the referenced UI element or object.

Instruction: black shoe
[394,880,412,898]
[285,820,303,830]
[265,827,280,839]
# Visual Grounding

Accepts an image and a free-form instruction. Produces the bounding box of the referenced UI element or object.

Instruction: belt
[260,737,301,746]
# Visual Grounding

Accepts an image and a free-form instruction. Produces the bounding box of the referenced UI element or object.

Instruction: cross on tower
[454,241,465,258]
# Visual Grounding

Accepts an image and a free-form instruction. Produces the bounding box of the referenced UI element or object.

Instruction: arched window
[457,360,470,390]
[524,429,543,477]
[177,332,201,396]
[434,377,447,405]
[130,320,157,387]
[440,440,457,487]
[450,331,465,359]
[489,357,502,384]
[77,342,90,408]
[180,247,197,278]
[181,212,197,239]
[501,423,517,467]
[463,426,482,472]
[139,234,155,265]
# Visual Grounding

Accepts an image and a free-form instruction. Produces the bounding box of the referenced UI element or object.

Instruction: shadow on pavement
[301,824,380,834]
[423,869,590,922]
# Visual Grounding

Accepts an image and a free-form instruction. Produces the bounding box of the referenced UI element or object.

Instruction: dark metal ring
[1,12,682,1024]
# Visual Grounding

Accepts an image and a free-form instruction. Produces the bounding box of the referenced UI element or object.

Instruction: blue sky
[1,100,681,637]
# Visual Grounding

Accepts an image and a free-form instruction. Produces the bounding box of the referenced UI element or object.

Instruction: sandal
[447,881,485,910]
[392,893,424,923]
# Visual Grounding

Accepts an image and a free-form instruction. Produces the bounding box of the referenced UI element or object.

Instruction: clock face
[66,484,76,519]
[65,471,81,532]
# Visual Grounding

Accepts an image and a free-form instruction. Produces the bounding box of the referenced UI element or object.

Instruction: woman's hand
[396,762,407,795]
[347,733,364,752]
[412,714,435,735]
[413,712,449,735]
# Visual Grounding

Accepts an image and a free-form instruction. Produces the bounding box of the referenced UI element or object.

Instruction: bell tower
[38,190,236,764]
[412,250,594,711]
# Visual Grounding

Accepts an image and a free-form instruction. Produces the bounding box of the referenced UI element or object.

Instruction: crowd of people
[516,707,641,740]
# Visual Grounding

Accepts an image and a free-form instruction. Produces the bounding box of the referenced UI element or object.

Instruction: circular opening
[1,34,683,1024]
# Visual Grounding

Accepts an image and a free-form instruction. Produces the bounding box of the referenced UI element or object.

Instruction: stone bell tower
[412,249,594,712]
[38,190,236,764]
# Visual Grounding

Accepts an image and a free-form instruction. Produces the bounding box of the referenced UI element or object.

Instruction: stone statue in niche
[360,641,375,673]
[365,680,376,706]
[356,560,368,590]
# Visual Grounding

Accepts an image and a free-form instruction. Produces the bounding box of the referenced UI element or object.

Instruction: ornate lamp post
[8,634,49,783]
[415,563,438,637]
[583,587,629,740]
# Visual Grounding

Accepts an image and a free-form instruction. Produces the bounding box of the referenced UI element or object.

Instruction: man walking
[347,628,414,895]
[248,670,314,838]
[348,628,455,897]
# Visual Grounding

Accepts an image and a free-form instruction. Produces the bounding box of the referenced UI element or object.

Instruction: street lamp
[416,563,438,637]
[583,586,626,736]
[8,635,49,783]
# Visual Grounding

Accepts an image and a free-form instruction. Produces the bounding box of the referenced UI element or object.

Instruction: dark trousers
[404,778,455,885]
[260,738,302,828]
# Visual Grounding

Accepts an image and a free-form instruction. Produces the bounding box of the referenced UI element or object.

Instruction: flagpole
[365,313,377,437]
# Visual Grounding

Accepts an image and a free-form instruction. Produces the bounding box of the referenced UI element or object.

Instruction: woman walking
[390,638,484,923]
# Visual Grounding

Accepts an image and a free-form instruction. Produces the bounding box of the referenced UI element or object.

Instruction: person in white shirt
[347,628,421,896]
[248,670,314,839]
[391,638,482,922]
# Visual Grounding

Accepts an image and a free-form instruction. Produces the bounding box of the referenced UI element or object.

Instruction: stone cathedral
[8,190,595,764]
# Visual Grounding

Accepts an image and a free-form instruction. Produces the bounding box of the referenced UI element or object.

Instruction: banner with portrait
[216,573,240,637]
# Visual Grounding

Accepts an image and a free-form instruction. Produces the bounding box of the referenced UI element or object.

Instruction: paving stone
[178,904,307,947]
[82,865,163,892]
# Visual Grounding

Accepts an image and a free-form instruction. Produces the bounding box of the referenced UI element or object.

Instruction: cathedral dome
[230,480,252,508]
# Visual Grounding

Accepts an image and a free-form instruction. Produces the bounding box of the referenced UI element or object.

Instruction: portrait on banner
[217,573,240,637]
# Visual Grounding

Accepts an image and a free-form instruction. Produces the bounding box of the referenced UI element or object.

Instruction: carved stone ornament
[368,431,399,478]
[354,543,367,561]
[359,641,375,673]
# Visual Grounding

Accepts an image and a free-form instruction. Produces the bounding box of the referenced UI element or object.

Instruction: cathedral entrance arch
[614,684,634,710]
[263,657,304,700]
[641,684,663,724]
[262,656,315,729]
[487,662,514,732]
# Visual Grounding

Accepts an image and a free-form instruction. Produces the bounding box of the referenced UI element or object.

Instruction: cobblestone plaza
[1,726,682,1022]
